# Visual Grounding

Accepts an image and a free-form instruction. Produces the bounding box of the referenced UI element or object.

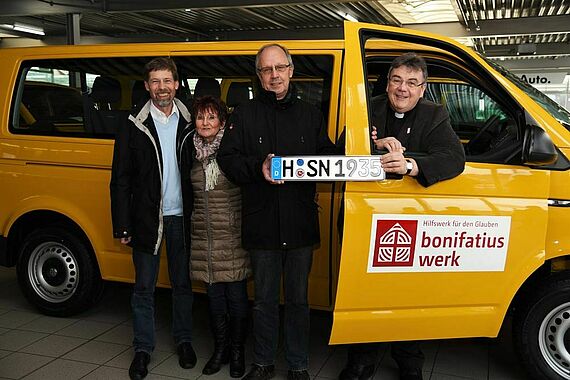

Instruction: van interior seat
[85,76,128,136]
[467,121,522,164]
[194,77,221,99]
[371,75,387,97]
[226,82,251,109]
[465,115,502,155]
[131,80,149,110]
[91,76,121,109]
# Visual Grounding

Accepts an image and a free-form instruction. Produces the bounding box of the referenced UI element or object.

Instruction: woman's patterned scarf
[193,128,225,191]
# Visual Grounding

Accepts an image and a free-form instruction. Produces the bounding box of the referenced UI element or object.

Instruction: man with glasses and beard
[110,57,196,380]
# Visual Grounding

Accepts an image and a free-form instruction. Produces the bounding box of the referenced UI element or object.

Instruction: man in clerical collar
[370,52,465,188]
[338,53,465,380]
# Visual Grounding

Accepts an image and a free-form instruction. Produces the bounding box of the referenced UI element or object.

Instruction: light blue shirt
[150,102,183,216]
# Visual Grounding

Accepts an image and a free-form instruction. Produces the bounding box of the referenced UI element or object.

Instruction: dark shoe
[230,317,248,378]
[203,314,230,375]
[177,342,197,369]
[399,367,423,380]
[338,363,375,380]
[287,369,310,380]
[129,351,150,380]
[242,364,275,380]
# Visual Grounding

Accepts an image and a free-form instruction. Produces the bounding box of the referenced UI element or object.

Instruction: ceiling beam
[404,14,570,38]
[0,0,359,16]
[494,57,570,71]
[240,8,290,29]
[126,12,209,37]
[483,43,570,57]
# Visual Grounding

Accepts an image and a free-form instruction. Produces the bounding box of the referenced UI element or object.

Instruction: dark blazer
[217,86,336,250]
[371,94,465,187]
[110,99,194,255]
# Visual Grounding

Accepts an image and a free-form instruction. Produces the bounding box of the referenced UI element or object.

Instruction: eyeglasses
[257,64,291,76]
[388,77,425,89]
[196,114,218,122]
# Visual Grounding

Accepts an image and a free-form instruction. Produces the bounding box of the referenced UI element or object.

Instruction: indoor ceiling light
[14,23,45,35]
[1,22,45,36]
[380,0,459,24]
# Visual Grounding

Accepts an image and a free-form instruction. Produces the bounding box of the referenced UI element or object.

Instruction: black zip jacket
[110,98,194,255]
[217,85,337,250]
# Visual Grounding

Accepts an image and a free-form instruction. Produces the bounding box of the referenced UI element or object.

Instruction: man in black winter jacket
[110,57,196,380]
[217,44,337,380]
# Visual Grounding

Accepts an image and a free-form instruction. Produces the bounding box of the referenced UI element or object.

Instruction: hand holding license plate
[271,156,385,181]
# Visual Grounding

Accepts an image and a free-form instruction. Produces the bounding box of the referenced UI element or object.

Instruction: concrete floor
[0,266,530,379]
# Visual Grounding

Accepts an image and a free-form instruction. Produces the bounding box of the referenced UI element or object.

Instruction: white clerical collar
[394,111,405,119]
[150,100,179,125]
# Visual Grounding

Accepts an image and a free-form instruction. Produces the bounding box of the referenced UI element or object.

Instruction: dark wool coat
[110,99,194,255]
[371,94,466,187]
[217,86,337,250]
[190,149,250,283]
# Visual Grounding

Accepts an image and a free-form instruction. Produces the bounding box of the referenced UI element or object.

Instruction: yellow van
[1,21,570,379]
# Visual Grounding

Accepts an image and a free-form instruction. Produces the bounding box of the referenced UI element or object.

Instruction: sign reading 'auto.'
[367,214,511,273]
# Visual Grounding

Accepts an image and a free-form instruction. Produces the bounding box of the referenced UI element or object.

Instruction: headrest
[194,77,221,99]
[91,76,121,103]
[226,82,251,108]
[131,80,149,108]
[371,75,386,97]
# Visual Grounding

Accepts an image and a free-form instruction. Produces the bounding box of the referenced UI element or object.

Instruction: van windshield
[485,58,570,130]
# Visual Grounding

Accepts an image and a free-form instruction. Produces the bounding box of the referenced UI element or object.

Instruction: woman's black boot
[229,317,248,378]
[202,314,230,375]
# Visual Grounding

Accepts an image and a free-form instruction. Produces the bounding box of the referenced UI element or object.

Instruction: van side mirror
[522,124,558,165]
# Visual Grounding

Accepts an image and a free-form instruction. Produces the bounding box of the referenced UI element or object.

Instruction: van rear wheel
[17,227,103,317]
[513,274,570,380]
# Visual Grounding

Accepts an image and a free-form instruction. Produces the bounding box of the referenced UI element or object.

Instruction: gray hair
[255,43,294,71]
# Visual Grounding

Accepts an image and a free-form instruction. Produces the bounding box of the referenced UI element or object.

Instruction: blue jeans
[250,246,313,371]
[131,215,193,354]
[206,280,248,319]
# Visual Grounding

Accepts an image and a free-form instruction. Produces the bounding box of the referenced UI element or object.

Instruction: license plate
[271,156,385,181]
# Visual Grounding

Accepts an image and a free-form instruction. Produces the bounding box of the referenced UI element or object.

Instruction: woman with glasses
[190,95,250,378]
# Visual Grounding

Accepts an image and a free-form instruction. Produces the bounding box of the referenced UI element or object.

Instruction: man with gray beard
[111,57,196,380]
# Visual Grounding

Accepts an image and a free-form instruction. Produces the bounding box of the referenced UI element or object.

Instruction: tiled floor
[0,266,529,380]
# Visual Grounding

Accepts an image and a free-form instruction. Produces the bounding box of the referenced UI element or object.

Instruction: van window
[488,59,570,130]
[10,55,334,139]
[366,51,522,165]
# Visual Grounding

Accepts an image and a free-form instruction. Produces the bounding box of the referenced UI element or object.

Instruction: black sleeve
[314,112,340,155]
[110,117,133,239]
[217,106,266,185]
[414,106,466,187]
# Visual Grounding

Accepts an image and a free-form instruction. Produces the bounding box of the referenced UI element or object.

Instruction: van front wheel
[514,275,570,380]
[16,227,103,317]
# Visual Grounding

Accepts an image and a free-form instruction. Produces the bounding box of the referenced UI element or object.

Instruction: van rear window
[10,54,334,139]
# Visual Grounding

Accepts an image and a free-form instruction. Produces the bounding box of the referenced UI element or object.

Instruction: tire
[16,227,103,317]
[513,274,570,380]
